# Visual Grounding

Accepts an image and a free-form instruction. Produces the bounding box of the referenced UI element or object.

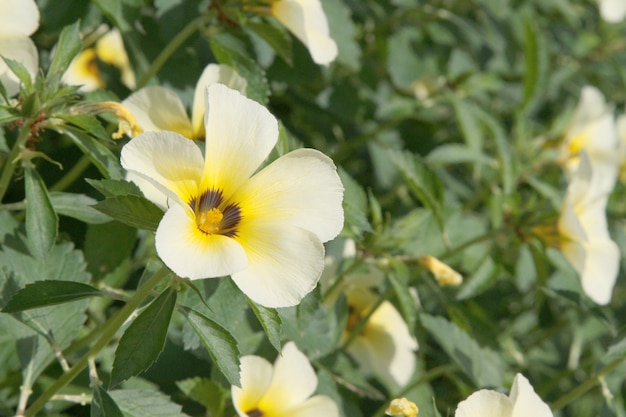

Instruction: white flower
[0,0,39,96]
[122,63,246,140]
[345,288,418,389]
[455,373,552,417]
[270,0,338,65]
[558,151,620,305]
[560,86,619,183]
[63,27,134,92]
[123,63,247,208]
[121,83,344,307]
[598,0,626,22]
[231,342,339,417]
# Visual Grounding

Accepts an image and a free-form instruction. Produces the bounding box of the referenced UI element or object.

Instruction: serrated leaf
[420,314,505,387]
[176,377,227,415]
[247,298,282,352]
[48,21,82,79]
[247,22,293,66]
[50,192,112,224]
[92,385,124,417]
[93,195,163,231]
[2,281,103,312]
[57,114,111,143]
[109,389,191,417]
[2,57,33,91]
[87,178,143,198]
[110,287,177,387]
[210,34,269,105]
[58,126,124,179]
[24,167,58,260]
[387,149,444,230]
[181,307,241,387]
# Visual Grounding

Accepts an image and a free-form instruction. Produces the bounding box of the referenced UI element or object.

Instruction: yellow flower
[558,151,620,305]
[232,342,339,417]
[269,0,337,65]
[345,288,418,389]
[0,0,39,96]
[121,83,344,307]
[63,27,135,92]
[386,397,419,417]
[455,374,552,417]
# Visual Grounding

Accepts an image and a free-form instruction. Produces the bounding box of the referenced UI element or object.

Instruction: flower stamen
[246,409,263,417]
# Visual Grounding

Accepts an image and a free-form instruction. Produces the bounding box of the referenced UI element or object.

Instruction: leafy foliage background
[1,0,626,416]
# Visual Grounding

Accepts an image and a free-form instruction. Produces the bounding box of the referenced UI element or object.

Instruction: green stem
[136,15,212,89]
[50,154,92,192]
[550,356,626,411]
[23,266,171,417]
[0,121,32,202]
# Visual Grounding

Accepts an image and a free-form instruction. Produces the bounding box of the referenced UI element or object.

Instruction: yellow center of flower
[190,189,242,237]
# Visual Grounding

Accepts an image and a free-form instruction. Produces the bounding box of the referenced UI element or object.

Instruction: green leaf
[181,307,241,387]
[387,258,417,332]
[24,167,58,260]
[57,114,112,143]
[92,385,124,417]
[2,280,103,312]
[519,15,547,115]
[605,337,626,364]
[110,287,177,387]
[480,110,514,196]
[247,298,282,352]
[426,143,495,167]
[50,192,112,224]
[210,34,269,105]
[48,21,82,79]
[109,389,191,417]
[322,0,360,70]
[387,149,444,230]
[247,22,293,66]
[420,314,505,387]
[87,178,143,198]
[338,168,372,238]
[58,126,124,179]
[2,57,33,91]
[451,95,483,152]
[93,195,163,231]
[92,0,142,32]
[84,221,137,281]
[176,377,227,416]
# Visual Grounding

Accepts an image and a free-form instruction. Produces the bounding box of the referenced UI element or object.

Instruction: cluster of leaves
[1,0,626,417]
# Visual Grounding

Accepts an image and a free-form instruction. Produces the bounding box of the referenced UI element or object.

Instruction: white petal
[155,203,248,279]
[287,395,340,417]
[191,64,247,138]
[231,223,325,307]
[122,87,194,138]
[125,171,169,210]
[455,390,512,417]
[121,132,204,205]
[259,342,318,413]
[202,83,278,195]
[579,239,620,305]
[232,355,274,417]
[235,148,344,243]
[0,36,38,96]
[272,0,338,65]
[509,374,553,417]
[599,0,626,22]
[0,0,39,36]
